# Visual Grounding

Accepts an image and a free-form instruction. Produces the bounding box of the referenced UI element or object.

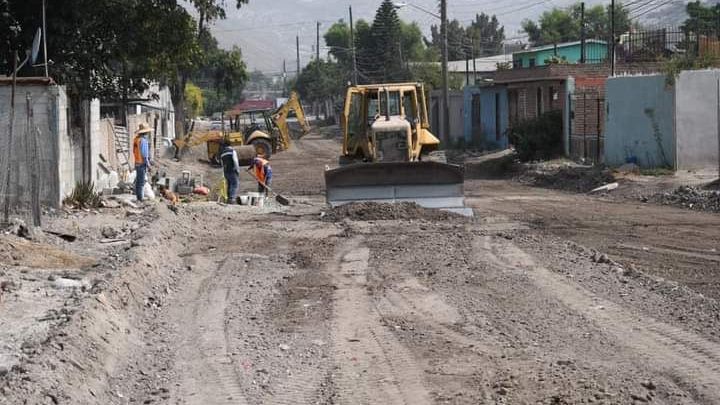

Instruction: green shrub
[63,181,102,209]
[508,110,563,162]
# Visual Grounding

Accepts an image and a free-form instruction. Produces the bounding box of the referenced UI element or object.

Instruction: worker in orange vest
[247,153,272,196]
[132,123,153,202]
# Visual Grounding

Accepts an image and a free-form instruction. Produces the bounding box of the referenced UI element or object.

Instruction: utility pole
[465,39,470,86]
[350,5,358,85]
[282,59,287,96]
[717,78,720,179]
[296,35,301,75]
[472,36,477,85]
[42,0,48,77]
[611,0,616,76]
[316,21,321,64]
[580,2,586,63]
[441,0,450,144]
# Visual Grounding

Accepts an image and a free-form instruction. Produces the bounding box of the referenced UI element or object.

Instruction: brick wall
[494,62,664,84]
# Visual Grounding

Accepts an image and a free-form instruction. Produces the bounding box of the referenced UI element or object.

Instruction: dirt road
[2,132,720,404]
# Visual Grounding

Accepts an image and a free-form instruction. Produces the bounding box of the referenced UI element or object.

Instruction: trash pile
[518,164,616,193]
[322,202,461,222]
[646,186,720,213]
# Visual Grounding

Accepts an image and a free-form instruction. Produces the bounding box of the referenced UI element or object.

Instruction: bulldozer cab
[343,83,438,163]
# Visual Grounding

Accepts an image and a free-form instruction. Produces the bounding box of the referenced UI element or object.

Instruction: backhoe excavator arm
[272,91,310,151]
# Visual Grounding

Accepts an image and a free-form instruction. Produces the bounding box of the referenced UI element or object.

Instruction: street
[2,131,719,404]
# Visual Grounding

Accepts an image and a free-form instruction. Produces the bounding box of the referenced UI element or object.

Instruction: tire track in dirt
[328,237,432,405]
[477,235,720,402]
[168,256,248,405]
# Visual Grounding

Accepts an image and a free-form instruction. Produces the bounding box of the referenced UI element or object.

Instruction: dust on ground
[2,132,720,404]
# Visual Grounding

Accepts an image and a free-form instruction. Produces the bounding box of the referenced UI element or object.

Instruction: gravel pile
[647,186,720,213]
[518,165,615,193]
[322,202,461,222]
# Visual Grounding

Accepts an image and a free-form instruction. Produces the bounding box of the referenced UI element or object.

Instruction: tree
[324,21,353,69]
[429,14,505,61]
[682,1,720,33]
[370,0,404,82]
[295,59,344,104]
[184,82,205,118]
[466,13,505,57]
[429,19,468,60]
[521,2,631,47]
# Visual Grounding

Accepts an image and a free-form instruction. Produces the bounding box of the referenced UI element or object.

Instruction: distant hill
[210,0,667,73]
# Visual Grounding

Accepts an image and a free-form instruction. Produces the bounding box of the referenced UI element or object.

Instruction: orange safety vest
[254,157,269,184]
[132,135,144,165]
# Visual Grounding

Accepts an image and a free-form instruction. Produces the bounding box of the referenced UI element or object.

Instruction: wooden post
[3,51,18,223]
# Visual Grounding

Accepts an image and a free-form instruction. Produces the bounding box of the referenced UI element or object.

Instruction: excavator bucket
[324,161,472,216]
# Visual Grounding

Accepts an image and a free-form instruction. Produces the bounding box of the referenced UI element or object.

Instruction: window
[495,93,501,141]
[536,87,543,115]
[513,59,522,69]
[529,58,536,67]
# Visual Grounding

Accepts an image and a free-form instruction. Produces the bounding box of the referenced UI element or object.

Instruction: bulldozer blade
[324,161,472,216]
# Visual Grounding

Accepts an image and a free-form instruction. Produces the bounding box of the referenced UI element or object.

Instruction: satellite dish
[31,28,42,64]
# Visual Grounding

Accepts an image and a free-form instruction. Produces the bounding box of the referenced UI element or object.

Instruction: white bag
[143,182,156,200]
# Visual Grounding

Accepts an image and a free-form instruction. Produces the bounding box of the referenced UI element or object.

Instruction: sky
[208,0,688,74]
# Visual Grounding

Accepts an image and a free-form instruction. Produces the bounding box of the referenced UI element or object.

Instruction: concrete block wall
[675,70,720,170]
[0,82,71,208]
[604,75,675,168]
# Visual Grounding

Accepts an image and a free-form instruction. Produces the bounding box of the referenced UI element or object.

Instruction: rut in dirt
[327,237,432,404]
[479,235,720,402]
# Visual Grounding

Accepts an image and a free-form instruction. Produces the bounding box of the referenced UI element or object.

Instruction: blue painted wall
[513,41,608,68]
[463,85,509,149]
[604,75,676,168]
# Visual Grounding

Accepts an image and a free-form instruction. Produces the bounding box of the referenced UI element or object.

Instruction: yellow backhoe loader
[173,91,310,163]
[172,128,245,165]
[231,91,310,158]
[324,83,470,215]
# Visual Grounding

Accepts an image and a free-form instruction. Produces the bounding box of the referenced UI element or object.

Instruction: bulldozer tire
[251,138,273,159]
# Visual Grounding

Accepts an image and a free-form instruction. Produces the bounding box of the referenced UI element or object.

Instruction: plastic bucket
[239,196,249,205]
[248,192,261,206]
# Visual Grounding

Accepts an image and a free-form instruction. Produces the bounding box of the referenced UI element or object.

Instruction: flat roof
[0,76,56,86]
[514,39,608,56]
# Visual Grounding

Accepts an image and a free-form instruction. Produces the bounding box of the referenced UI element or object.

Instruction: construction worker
[220,142,241,203]
[132,122,153,202]
[247,153,272,197]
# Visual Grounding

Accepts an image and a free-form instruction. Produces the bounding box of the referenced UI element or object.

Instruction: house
[428,90,465,145]
[448,54,513,87]
[463,85,509,149]
[604,70,720,170]
[512,39,608,68]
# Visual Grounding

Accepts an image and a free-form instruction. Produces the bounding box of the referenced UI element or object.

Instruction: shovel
[244,170,290,206]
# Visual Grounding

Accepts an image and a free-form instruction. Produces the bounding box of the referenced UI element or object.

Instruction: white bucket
[257,196,265,208]
[248,192,261,206]
[239,195,249,205]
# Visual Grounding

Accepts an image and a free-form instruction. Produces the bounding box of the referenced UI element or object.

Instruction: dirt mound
[519,165,615,193]
[647,185,720,213]
[322,202,461,222]
[0,236,96,269]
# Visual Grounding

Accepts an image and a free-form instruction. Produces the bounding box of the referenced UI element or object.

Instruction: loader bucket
[324,161,473,216]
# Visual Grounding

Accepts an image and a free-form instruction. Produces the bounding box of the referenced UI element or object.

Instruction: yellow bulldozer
[173,91,310,163]
[324,82,469,214]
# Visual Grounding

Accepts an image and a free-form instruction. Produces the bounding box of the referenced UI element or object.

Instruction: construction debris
[646,186,720,213]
